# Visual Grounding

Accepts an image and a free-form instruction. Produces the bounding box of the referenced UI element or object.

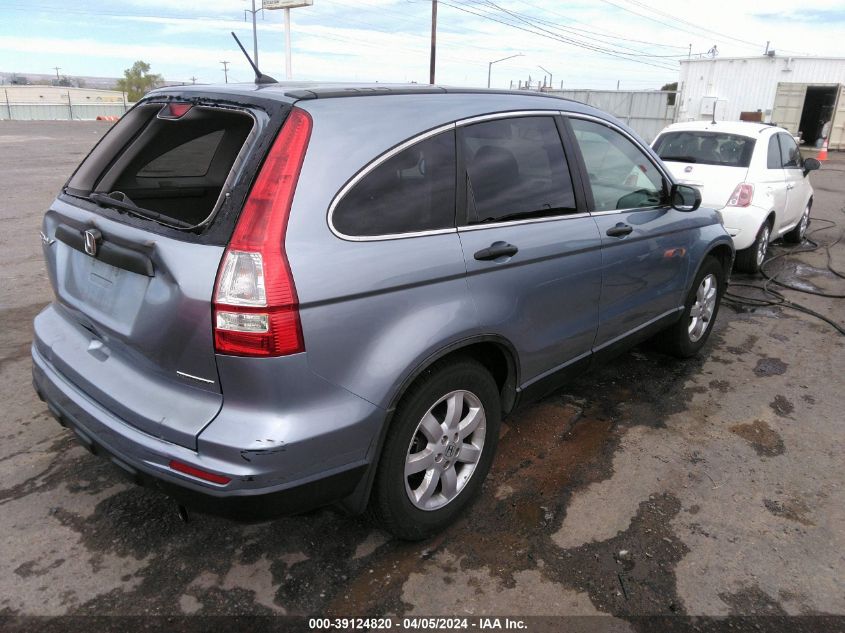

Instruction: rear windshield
[66,102,255,229]
[653,131,755,168]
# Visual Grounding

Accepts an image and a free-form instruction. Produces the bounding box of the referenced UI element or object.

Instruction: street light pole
[487,53,523,89]
[538,65,553,90]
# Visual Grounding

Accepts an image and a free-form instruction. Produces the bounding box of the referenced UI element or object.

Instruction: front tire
[654,257,724,358]
[370,358,501,540]
[735,221,771,274]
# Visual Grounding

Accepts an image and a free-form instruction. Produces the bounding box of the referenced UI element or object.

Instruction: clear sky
[1,0,844,90]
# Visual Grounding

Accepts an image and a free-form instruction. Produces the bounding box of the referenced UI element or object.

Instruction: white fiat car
[652,121,820,273]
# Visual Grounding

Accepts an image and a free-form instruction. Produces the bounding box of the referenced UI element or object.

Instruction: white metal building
[677,55,845,150]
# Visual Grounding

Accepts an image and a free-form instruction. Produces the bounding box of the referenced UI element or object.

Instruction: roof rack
[284,85,573,102]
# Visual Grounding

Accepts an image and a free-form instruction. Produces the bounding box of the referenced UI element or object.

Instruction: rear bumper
[718,204,770,251]
[32,336,380,519]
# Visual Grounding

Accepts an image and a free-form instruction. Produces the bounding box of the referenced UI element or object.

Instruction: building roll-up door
[771,82,807,135]
[829,84,845,151]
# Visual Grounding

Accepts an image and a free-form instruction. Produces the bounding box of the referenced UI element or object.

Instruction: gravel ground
[1,121,843,630]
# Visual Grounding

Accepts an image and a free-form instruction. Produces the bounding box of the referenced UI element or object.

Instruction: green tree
[661,81,678,106]
[116,61,162,101]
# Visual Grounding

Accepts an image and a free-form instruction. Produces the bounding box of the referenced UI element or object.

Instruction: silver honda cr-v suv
[32,83,733,539]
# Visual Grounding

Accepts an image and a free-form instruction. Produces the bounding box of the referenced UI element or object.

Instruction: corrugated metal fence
[1,91,130,121]
[544,89,677,142]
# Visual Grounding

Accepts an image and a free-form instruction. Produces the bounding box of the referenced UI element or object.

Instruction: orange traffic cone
[818,138,828,162]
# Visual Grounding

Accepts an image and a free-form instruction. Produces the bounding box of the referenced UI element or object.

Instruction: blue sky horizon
[1,0,844,90]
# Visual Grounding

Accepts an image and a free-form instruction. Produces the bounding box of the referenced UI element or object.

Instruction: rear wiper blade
[88,192,194,229]
[660,155,697,163]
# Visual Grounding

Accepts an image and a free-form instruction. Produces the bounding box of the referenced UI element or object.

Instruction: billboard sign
[263,0,313,8]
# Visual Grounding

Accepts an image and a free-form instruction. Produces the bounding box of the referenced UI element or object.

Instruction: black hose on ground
[722,216,845,336]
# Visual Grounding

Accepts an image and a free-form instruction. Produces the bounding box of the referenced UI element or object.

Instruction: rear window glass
[67,104,254,228]
[332,130,456,237]
[461,116,576,224]
[653,131,755,167]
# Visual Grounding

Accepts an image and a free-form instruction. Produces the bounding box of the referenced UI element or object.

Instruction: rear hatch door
[661,161,748,209]
[37,92,287,448]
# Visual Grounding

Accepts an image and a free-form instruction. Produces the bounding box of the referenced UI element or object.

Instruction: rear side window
[767,135,782,169]
[778,133,802,169]
[570,118,664,212]
[332,130,456,237]
[653,131,755,168]
[461,116,576,224]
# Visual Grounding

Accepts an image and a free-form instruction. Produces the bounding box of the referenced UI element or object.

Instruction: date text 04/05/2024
[308,617,528,630]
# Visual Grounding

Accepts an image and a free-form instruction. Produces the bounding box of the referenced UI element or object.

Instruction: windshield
[653,131,755,168]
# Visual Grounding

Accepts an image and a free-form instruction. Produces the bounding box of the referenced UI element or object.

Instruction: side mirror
[803,157,821,176]
[670,183,701,212]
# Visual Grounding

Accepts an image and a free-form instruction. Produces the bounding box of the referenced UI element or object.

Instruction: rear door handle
[474,241,518,261]
[606,223,633,238]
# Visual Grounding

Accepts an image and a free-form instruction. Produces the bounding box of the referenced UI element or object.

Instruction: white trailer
[677,55,845,150]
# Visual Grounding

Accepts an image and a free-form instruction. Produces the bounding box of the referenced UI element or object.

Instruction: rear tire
[735,221,771,274]
[653,257,724,358]
[370,358,501,540]
[783,203,810,244]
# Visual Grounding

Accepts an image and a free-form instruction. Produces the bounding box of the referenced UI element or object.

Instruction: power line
[508,0,689,51]
[475,0,699,59]
[595,0,761,52]
[440,1,677,70]
[622,0,762,48]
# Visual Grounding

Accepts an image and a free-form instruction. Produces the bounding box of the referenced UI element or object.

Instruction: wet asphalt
[1,121,843,628]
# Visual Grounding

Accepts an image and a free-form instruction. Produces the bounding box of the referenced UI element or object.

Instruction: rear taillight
[213,108,312,357]
[727,183,754,207]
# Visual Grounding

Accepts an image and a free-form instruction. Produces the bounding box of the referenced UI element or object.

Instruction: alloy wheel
[799,207,810,240]
[688,273,718,343]
[756,225,770,266]
[404,389,486,511]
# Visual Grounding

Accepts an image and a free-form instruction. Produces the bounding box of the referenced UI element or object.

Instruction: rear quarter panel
[287,95,504,409]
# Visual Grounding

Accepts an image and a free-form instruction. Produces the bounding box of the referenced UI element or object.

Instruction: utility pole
[429,0,437,84]
[52,66,61,81]
[244,0,263,66]
[220,61,230,83]
[189,76,198,84]
[688,43,692,61]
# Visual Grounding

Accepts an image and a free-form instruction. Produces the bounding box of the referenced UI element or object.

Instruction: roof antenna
[230,31,278,84]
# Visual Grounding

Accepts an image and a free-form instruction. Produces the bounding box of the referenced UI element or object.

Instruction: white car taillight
[727,183,754,207]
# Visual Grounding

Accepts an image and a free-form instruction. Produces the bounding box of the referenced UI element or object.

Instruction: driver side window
[569,118,664,212]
